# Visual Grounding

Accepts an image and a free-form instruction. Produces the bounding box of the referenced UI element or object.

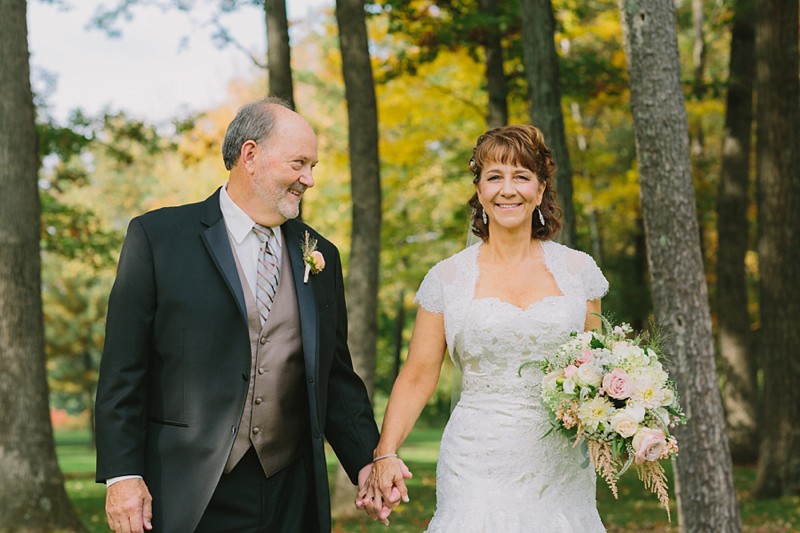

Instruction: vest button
[255,397,263,405]
[258,367,265,375]
[260,336,268,344]
[252,427,260,435]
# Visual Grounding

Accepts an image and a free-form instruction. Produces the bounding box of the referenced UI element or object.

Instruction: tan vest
[224,230,310,477]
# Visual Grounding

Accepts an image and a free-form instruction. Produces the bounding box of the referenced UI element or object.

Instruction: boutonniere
[301,230,325,283]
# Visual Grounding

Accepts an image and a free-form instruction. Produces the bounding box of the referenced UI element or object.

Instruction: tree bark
[477,0,508,128]
[520,0,576,247]
[264,0,295,109]
[618,1,742,531]
[0,1,85,531]
[717,0,757,465]
[752,0,800,499]
[331,0,382,518]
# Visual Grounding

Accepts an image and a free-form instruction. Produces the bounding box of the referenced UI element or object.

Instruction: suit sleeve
[322,247,380,484]
[95,218,156,483]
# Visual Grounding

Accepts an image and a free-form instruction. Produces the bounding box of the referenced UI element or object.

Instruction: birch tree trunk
[752,0,800,499]
[264,0,295,109]
[618,0,742,530]
[0,1,85,530]
[717,0,758,465]
[331,0,382,518]
[520,0,576,247]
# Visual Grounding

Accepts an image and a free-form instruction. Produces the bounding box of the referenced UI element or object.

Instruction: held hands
[105,478,153,533]
[355,457,413,525]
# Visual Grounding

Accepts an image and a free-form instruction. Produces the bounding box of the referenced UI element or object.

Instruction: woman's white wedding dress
[415,240,608,532]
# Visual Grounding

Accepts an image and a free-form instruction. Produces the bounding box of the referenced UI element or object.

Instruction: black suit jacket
[95,189,379,532]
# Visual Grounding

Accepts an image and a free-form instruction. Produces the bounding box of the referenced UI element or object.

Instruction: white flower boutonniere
[301,231,325,283]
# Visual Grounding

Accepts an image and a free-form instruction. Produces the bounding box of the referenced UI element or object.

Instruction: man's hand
[355,459,412,524]
[105,478,153,533]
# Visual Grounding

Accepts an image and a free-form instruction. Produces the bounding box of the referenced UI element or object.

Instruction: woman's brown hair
[467,124,562,241]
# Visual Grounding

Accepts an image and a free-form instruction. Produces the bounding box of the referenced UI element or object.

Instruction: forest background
[1,0,799,531]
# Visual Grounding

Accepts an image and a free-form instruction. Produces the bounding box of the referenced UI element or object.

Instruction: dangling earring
[482,207,488,225]
[537,206,545,226]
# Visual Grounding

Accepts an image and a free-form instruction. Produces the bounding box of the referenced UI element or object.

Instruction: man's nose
[299,170,315,188]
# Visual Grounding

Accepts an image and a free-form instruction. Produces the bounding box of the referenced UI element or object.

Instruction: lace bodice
[415,240,608,378]
[415,240,609,532]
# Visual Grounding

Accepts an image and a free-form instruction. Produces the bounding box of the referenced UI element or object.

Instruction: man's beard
[253,181,306,220]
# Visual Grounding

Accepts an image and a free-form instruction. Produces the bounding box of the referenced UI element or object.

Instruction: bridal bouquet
[533,317,685,517]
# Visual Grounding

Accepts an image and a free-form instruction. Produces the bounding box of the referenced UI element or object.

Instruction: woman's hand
[355,458,412,524]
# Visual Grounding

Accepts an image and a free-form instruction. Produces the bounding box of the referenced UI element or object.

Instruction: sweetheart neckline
[472,294,568,312]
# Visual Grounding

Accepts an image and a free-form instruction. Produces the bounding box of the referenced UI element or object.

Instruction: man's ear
[240,140,258,173]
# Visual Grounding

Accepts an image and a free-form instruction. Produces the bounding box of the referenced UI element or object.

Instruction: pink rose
[602,368,633,400]
[564,364,578,378]
[576,349,594,365]
[310,250,325,271]
[632,428,667,464]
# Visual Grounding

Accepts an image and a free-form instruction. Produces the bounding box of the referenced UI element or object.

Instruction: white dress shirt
[218,184,283,299]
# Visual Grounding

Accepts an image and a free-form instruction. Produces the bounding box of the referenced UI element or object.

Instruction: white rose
[576,363,603,388]
[543,371,561,393]
[610,405,646,438]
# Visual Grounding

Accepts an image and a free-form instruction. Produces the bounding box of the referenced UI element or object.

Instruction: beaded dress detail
[415,240,609,532]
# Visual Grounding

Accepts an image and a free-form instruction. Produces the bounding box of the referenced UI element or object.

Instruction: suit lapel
[200,188,247,322]
[282,220,319,380]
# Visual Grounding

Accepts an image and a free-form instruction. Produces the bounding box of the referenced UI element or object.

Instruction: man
[95,98,404,532]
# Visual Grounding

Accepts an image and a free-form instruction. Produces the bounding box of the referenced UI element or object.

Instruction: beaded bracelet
[372,453,398,462]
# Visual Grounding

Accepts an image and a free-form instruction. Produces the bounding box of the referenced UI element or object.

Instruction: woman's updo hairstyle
[467,124,562,241]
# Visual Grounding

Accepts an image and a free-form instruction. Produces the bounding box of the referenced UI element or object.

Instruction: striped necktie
[252,224,280,325]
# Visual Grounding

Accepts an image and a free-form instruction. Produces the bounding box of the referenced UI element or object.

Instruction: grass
[56,427,800,532]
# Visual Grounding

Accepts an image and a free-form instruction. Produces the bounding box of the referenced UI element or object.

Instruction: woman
[359,125,608,531]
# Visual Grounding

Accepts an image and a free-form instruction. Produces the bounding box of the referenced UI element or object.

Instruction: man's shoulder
[132,193,217,229]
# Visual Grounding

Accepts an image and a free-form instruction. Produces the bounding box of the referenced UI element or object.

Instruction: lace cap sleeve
[580,252,609,301]
[414,264,444,314]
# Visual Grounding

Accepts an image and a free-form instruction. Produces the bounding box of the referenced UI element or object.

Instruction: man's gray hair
[221,96,293,170]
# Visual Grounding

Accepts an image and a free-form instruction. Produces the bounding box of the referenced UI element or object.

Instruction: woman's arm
[359,307,447,519]
[585,298,602,331]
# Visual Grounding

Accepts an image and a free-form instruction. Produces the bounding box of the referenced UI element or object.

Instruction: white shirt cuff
[106,475,143,486]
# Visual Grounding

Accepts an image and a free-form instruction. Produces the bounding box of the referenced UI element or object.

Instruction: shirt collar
[219,185,282,247]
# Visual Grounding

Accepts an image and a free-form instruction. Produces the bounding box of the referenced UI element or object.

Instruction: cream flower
[610,405,645,438]
[577,396,613,433]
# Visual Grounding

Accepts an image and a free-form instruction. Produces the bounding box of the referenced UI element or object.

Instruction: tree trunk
[752,0,800,499]
[0,1,85,531]
[618,1,742,531]
[477,0,508,128]
[331,0,382,518]
[520,0,576,247]
[264,0,294,109]
[690,0,706,157]
[717,0,757,465]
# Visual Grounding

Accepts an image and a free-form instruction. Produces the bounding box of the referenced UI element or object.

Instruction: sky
[28,0,330,123]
